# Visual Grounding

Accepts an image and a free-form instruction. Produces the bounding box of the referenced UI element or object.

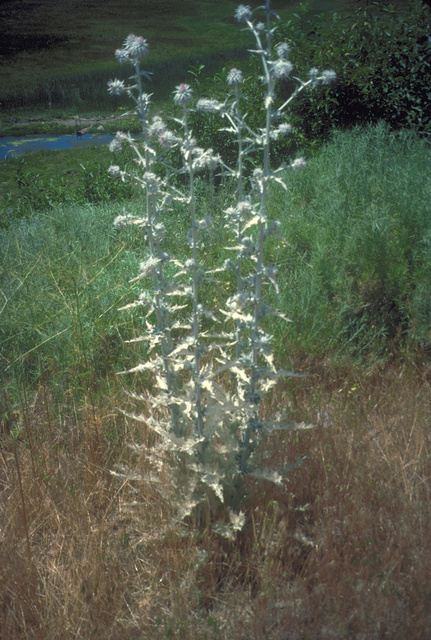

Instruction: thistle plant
[108,2,335,537]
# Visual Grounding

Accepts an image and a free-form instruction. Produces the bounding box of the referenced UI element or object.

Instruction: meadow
[1,0,431,638]
[1,120,431,638]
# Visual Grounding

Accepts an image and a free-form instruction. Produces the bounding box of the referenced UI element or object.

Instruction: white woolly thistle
[107,0,335,538]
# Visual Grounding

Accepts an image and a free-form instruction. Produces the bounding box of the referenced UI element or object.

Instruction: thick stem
[234,82,244,367]
[142,139,178,428]
[242,12,275,469]
[183,108,204,437]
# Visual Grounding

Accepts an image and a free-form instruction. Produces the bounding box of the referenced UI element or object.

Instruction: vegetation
[278,0,431,139]
[2,108,431,640]
[0,0,296,113]
[1,0,431,638]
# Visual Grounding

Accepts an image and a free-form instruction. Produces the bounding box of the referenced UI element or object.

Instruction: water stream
[0,132,115,161]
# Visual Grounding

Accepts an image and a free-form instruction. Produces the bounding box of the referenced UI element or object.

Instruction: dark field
[0,0,403,112]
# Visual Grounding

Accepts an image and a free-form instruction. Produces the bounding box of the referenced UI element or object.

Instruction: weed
[106,3,336,537]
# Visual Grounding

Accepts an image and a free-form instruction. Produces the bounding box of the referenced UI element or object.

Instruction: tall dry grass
[1,360,430,639]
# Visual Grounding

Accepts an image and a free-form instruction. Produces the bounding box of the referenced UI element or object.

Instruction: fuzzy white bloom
[148,116,166,137]
[113,214,146,227]
[290,157,307,171]
[278,122,292,136]
[126,34,149,59]
[227,68,243,85]
[107,79,126,95]
[109,131,127,153]
[276,42,290,59]
[136,256,161,279]
[184,258,196,270]
[272,59,293,80]
[321,69,337,85]
[235,4,252,23]
[271,122,292,140]
[142,172,161,193]
[226,293,248,311]
[193,148,221,171]
[237,200,253,216]
[108,165,125,179]
[158,129,179,148]
[255,21,265,33]
[173,83,193,106]
[196,98,224,113]
[309,67,319,88]
[114,48,129,64]
[115,34,149,63]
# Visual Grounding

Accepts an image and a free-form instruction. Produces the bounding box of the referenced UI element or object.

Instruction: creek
[0,132,115,160]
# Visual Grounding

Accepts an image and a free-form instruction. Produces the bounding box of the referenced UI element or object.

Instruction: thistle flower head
[174,83,193,106]
[142,172,161,193]
[271,122,292,140]
[278,122,292,136]
[235,4,252,23]
[127,35,149,59]
[115,48,130,64]
[271,59,293,80]
[309,67,319,88]
[321,69,337,85]
[237,200,253,216]
[290,157,307,171]
[226,293,248,311]
[107,78,126,95]
[193,148,221,172]
[115,34,149,63]
[108,165,127,182]
[148,116,177,147]
[148,116,166,138]
[227,68,243,85]
[276,42,290,59]
[196,98,224,113]
[158,129,179,149]
[109,132,130,153]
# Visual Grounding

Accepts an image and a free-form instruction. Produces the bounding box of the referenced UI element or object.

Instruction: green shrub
[184,1,431,161]
[275,0,431,140]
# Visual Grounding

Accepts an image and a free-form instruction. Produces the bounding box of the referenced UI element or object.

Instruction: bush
[275,0,431,140]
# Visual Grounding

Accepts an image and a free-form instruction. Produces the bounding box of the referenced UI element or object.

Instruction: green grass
[0,201,144,401]
[268,122,431,360]
[2,124,431,407]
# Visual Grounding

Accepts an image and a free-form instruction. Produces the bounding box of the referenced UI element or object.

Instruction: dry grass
[1,358,431,639]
